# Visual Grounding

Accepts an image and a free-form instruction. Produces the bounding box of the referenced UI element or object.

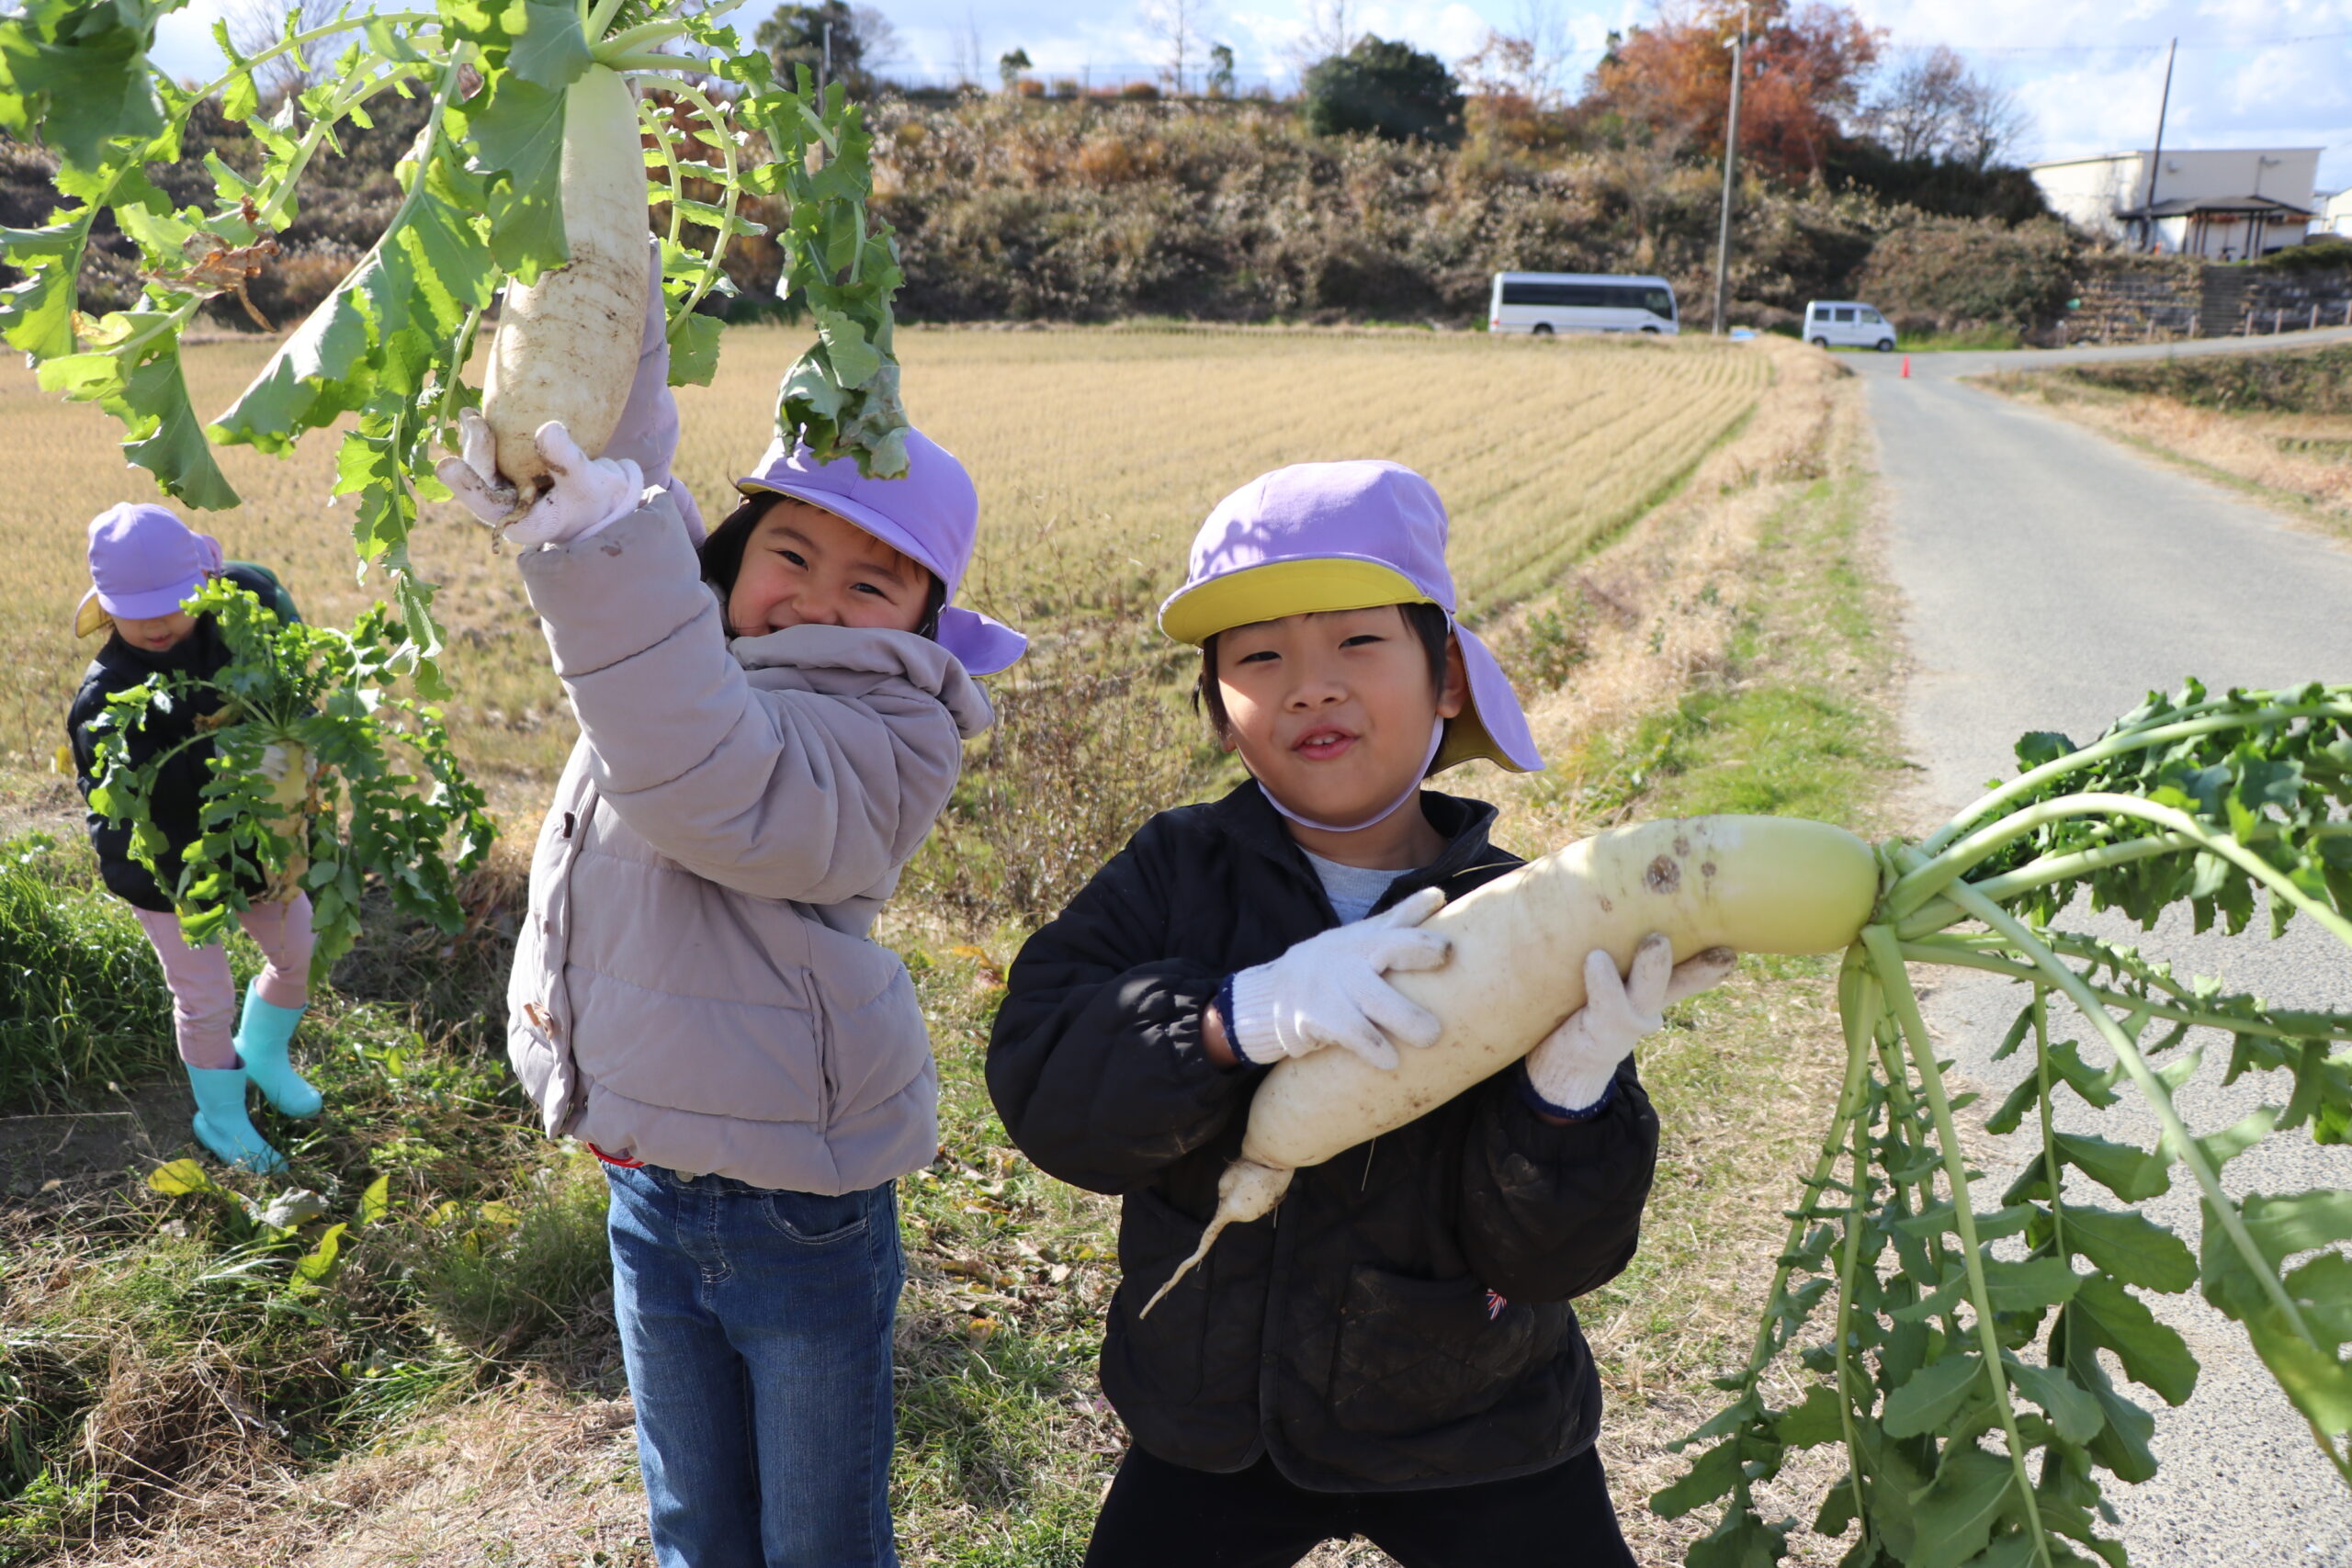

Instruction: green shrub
[0,833,175,1108]
[1850,216,2079,333]
[1301,37,1464,146]
[2254,237,2352,274]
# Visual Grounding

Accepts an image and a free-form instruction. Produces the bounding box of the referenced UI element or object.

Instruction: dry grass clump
[51,1394,650,1568]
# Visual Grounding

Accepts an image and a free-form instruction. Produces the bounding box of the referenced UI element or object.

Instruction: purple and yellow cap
[75,502,223,638]
[1158,461,1543,774]
[733,428,1026,677]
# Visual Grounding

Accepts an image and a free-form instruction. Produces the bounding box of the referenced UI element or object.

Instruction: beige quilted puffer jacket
[505,494,992,1193]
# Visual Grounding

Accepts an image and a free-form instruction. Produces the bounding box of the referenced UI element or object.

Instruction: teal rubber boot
[186,1065,287,1174]
[233,981,321,1119]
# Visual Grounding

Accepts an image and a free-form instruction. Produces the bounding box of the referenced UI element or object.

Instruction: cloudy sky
[152,0,2352,192]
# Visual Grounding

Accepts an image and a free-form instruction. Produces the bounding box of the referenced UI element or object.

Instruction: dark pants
[1081,1442,1639,1568]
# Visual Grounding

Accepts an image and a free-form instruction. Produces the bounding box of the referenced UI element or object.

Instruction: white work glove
[436,409,644,548]
[1226,886,1453,1072]
[1524,933,1738,1116]
[256,742,291,783]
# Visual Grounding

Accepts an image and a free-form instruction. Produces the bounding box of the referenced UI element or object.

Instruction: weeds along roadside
[1462,345,1905,1565]
[1976,344,2352,537]
[0,338,1874,1566]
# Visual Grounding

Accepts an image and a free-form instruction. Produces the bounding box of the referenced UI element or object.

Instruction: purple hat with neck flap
[734,427,1026,677]
[76,502,223,637]
[1158,460,1544,774]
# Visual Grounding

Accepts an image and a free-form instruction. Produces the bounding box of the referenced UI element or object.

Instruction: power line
[1881,28,2352,58]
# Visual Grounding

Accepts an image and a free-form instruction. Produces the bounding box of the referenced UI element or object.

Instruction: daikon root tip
[1136,1158,1294,1318]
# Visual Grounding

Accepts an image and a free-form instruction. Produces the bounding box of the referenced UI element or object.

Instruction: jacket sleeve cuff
[514,494,707,678]
[1227,963,1283,1066]
[1517,1059,1617,1122]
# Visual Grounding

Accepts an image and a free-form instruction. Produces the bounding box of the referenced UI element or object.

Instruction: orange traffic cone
[1901,355,1911,378]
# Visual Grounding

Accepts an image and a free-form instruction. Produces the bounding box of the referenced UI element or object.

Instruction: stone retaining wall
[2067,258,2352,343]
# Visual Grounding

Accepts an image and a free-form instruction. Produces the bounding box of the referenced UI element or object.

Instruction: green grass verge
[0,832,175,1107]
[1543,472,1902,1417]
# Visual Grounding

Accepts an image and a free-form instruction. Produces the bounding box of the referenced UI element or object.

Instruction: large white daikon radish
[1144,815,1880,1314]
[481,65,651,495]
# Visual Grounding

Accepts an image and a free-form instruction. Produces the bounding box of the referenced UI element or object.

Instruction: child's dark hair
[1193,602,1453,737]
[700,493,946,638]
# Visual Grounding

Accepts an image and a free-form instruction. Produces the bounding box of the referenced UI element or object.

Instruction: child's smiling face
[727,497,933,639]
[1213,605,1467,831]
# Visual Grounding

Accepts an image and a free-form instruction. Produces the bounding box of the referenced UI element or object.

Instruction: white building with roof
[2322,187,2352,240]
[2030,148,2321,259]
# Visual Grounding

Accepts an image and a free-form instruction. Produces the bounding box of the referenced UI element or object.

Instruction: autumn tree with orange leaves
[1581,0,1882,179]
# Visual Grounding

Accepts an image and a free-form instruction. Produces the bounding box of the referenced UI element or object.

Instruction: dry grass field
[0,329,1894,1568]
[0,326,1766,812]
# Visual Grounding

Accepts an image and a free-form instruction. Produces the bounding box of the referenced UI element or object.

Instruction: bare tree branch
[1860,44,2023,167]
[1286,0,1356,79]
[221,0,356,104]
[1138,0,1210,95]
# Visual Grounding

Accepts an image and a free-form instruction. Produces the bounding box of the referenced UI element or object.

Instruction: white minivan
[1490,273,1679,335]
[1804,300,1896,351]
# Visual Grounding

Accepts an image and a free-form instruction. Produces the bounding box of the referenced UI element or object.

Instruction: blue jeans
[605,1162,905,1568]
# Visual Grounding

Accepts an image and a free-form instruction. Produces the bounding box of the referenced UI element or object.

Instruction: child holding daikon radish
[64,503,319,1175]
[988,462,1736,1566]
[436,266,1024,1568]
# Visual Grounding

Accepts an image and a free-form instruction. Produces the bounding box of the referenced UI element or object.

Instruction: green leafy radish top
[85,579,494,979]
[1,0,905,687]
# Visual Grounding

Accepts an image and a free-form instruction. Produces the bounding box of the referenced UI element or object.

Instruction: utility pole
[1710,4,1749,337]
[2140,38,2175,253]
[820,20,832,92]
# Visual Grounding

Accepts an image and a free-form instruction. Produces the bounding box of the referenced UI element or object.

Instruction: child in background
[987,462,1735,1567]
[436,287,1024,1567]
[65,503,319,1175]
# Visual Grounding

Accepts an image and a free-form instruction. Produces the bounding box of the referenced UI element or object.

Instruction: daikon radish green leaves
[0,0,910,689]
[83,580,492,979]
[1662,681,2352,1568]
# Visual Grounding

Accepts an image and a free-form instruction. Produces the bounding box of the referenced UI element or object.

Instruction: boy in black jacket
[988,462,1734,1566]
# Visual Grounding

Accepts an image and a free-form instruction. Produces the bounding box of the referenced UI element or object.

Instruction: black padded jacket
[986,782,1659,1493]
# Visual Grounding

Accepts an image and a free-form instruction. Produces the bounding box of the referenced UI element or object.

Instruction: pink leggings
[134,895,315,1070]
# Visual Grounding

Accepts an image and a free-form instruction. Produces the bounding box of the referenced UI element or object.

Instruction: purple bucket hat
[76,502,223,637]
[733,428,1026,676]
[1157,461,1543,773]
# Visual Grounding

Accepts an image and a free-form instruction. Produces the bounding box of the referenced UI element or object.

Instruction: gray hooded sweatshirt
[505,494,992,1193]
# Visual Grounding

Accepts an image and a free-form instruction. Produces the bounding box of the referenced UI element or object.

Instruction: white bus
[1488,272,1679,336]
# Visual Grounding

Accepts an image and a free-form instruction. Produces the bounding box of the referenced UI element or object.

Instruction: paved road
[1849,330,2352,1563]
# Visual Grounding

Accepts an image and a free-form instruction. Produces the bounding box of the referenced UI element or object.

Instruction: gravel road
[1849,332,2352,1563]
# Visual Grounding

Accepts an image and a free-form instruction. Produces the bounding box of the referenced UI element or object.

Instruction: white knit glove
[436,409,643,548]
[256,742,291,783]
[1525,934,1737,1115]
[1227,886,1453,1072]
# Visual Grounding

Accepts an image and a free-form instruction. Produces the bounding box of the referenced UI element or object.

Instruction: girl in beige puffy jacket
[438,298,1023,1568]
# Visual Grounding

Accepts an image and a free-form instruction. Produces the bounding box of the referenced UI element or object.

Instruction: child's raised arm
[988,829,1265,1195]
